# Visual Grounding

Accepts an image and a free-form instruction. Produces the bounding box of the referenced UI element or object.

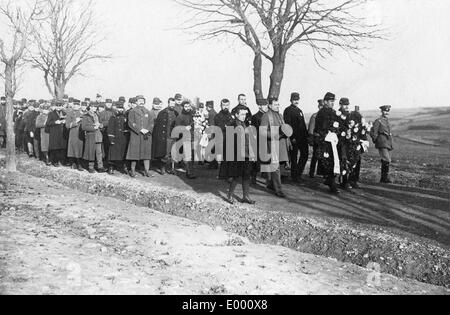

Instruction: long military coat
[152,107,178,159]
[126,106,156,160]
[107,112,130,161]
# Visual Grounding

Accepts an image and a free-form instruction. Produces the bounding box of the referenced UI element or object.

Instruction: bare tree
[0,0,41,172]
[29,0,110,100]
[176,0,384,99]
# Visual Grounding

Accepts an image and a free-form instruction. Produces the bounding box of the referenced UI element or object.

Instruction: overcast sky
[7,0,450,113]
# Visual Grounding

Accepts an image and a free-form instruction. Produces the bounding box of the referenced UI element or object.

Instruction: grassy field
[357,107,450,191]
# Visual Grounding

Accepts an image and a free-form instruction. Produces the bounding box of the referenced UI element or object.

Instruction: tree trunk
[44,72,56,99]
[268,48,287,99]
[4,63,17,172]
[55,80,66,100]
[252,52,264,101]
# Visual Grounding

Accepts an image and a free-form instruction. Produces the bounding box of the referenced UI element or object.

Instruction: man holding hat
[283,92,309,182]
[371,105,394,184]
[126,95,155,178]
[314,92,340,193]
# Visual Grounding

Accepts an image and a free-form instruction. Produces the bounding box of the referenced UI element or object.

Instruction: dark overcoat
[81,112,103,161]
[283,105,308,145]
[107,112,130,161]
[46,110,67,151]
[126,106,156,160]
[152,107,178,159]
[219,119,254,180]
[314,107,339,175]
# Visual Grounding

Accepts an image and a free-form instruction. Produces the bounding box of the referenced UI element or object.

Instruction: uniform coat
[314,107,339,176]
[283,105,308,145]
[152,107,178,160]
[81,112,103,161]
[66,110,84,158]
[46,110,67,151]
[371,117,393,151]
[107,112,130,161]
[35,113,49,152]
[126,106,156,160]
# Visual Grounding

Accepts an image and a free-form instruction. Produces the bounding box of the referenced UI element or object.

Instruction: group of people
[0,91,394,204]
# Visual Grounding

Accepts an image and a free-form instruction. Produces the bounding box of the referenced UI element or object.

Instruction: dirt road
[1,172,447,295]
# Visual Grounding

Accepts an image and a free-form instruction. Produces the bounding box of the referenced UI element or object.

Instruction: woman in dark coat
[126,96,156,177]
[45,102,67,166]
[152,98,178,175]
[219,107,256,205]
[107,102,130,174]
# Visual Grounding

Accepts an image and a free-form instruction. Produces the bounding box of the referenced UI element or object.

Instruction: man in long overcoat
[127,95,156,177]
[66,99,84,170]
[107,101,130,174]
[283,92,309,182]
[81,105,106,173]
[45,101,68,167]
[152,98,178,175]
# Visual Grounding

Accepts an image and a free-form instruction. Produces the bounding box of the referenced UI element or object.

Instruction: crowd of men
[0,92,394,204]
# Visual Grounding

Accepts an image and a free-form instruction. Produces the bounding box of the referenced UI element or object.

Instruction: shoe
[129,170,137,178]
[88,169,96,174]
[242,197,256,205]
[97,168,107,173]
[71,163,77,170]
[349,181,360,189]
[186,173,197,180]
[77,165,85,172]
[166,169,175,175]
[108,167,115,175]
[225,196,235,205]
[275,191,286,198]
[159,166,166,175]
[144,170,154,178]
[329,184,340,194]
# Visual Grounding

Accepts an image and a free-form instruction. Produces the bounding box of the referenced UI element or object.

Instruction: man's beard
[222,108,229,113]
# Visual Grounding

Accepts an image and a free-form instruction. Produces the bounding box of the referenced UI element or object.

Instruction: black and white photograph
[0,0,449,298]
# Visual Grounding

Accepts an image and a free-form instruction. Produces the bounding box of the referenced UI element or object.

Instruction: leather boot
[242,179,256,205]
[226,179,238,205]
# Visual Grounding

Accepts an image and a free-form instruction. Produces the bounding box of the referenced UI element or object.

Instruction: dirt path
[103,164,450,247]
[0,172,447,295]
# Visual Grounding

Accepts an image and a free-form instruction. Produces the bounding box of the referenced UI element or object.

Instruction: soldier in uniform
[45,101,68,167]
[174,93,184,115]
[314,92,340,193]
[81,103,106,173]
[66,99,84,171]
[126,95,156,178]
[283,92,309,182]
[107,100,130,175]
[371,105,394,184]
[152,98,178,175]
